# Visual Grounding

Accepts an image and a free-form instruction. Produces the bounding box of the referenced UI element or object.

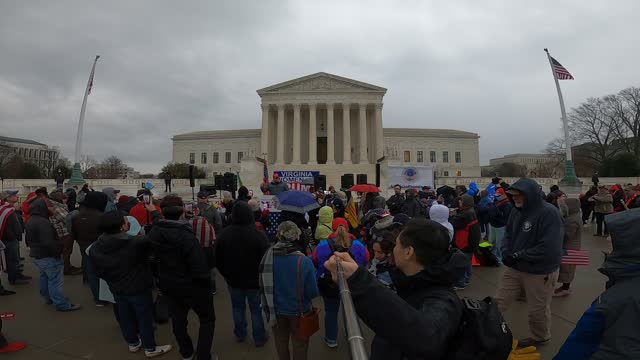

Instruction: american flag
[287,182,311,192]
[87,55,100,94]
[561,249,589,266]
[550,56,574,80]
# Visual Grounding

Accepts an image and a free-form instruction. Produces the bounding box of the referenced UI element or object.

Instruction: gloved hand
[508,339,541,360]
[502,252,520,267]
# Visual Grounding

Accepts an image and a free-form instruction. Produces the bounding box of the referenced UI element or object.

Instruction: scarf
[259,241,301,326]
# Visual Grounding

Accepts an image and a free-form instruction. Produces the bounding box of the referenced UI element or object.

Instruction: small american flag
[550,56,574,80]
[561,249,589,266]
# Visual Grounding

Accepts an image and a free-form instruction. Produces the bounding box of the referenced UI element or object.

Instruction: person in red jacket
[21,188,48,223]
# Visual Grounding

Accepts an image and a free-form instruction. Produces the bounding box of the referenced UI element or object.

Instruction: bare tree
[80,154,98,172]
[605,87,640,157]
[568,97,620,164]
[99,155,125,178]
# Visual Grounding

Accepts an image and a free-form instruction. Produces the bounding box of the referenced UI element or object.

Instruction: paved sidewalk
[0,226,608,359]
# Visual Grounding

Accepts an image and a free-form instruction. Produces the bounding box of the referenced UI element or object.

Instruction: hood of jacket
[392,249,467,295]
[429,204,449,224]
[565,198,581,215]
[149,219,195,250]
[81,192,109,212]
[467,182,479,196]
[102,187,118,202]
[231,201,255,226]
[600,208,640,281]
[507,178,543,211]
[318,206,334,227]
[94,232,133,255]
[29,199,50,218]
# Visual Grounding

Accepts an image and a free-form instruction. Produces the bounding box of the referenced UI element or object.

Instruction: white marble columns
[342,103,352,164]
[260,104,269,158]
[276,104,285,163]
[292,104,301,163]
[359,103,368,164]
[326,103,336,164]
[375,103,383,160]
[308,103,317,164]
[262,101,381,165]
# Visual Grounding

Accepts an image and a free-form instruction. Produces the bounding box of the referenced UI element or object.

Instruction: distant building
[0,135,60,177]
[172,72,481,186]
[489,153,562,177]
[88,164,139,179]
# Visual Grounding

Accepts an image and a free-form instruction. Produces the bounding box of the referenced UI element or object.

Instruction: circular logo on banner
[402,167,418,182]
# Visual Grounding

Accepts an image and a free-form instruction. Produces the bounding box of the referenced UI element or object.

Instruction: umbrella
[349,184,381,193]
[276,190,320,214]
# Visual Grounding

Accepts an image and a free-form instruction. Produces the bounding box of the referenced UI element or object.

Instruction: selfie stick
[336,258,368,360]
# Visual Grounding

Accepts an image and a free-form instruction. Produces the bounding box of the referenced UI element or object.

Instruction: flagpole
[544,48,580,189]
[69,55,100,186]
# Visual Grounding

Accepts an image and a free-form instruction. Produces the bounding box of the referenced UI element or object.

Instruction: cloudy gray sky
[1,0,638,173]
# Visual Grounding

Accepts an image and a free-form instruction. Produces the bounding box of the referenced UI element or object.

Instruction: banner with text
[274,171,319,184]
[387,165,434,189]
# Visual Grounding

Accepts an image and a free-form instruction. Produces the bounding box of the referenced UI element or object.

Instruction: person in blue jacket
[260,221,319,360]
[554,208,640,360]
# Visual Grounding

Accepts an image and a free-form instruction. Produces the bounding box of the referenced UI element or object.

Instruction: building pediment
[257,72,386,95]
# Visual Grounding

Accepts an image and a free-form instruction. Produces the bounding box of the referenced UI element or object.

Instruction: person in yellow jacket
[314,206,334,242]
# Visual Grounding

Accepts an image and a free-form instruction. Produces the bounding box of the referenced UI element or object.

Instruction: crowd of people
[0,173,638,359]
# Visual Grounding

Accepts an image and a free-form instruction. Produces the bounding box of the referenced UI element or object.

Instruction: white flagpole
[73,55,100,163]
[544,48,572,162]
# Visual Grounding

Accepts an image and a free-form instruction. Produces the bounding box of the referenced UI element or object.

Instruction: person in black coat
[386,184,405,216]
[402,189,424,218]
[216,202,270,346]
[26,200,80,312]
[324,219,466,360]
[89,211,172,356]
[147,195,215,360]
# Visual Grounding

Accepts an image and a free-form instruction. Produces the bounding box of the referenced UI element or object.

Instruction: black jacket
[26,200,63,259]
[348,250,466,360]
[503,178,564,274]
[89,233,154,296]
[148,218,212,295]
[386,194,405,215]
[402,194,424,218]
[449,207,481,253]
[216,202,269,289]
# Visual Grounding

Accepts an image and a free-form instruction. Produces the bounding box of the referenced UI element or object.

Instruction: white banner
[387,165,434,189]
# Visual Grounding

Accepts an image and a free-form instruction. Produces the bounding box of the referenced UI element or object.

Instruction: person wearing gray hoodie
[496,178,564,348]
[102,187,120,212]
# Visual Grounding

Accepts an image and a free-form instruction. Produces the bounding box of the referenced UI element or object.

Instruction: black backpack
[447,296,513,360]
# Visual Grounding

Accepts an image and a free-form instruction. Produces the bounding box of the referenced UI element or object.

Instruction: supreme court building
[172,72,480,189]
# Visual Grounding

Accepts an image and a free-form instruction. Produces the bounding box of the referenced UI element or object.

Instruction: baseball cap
[495,188,506,197]
[35,187,48,196]
[197,190,209,199]
[0,190,18,200]
[277,221,301,241]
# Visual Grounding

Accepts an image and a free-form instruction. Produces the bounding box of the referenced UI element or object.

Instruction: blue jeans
[323,296,340,342]
[114,292,156,351]
[33,257,72,310]
[229,287,266,344]
[81,250,100,303]
[456,253,473,287]
[490,225,505,263]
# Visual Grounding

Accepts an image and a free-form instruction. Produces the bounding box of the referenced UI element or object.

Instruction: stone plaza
[1,226,610,359]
